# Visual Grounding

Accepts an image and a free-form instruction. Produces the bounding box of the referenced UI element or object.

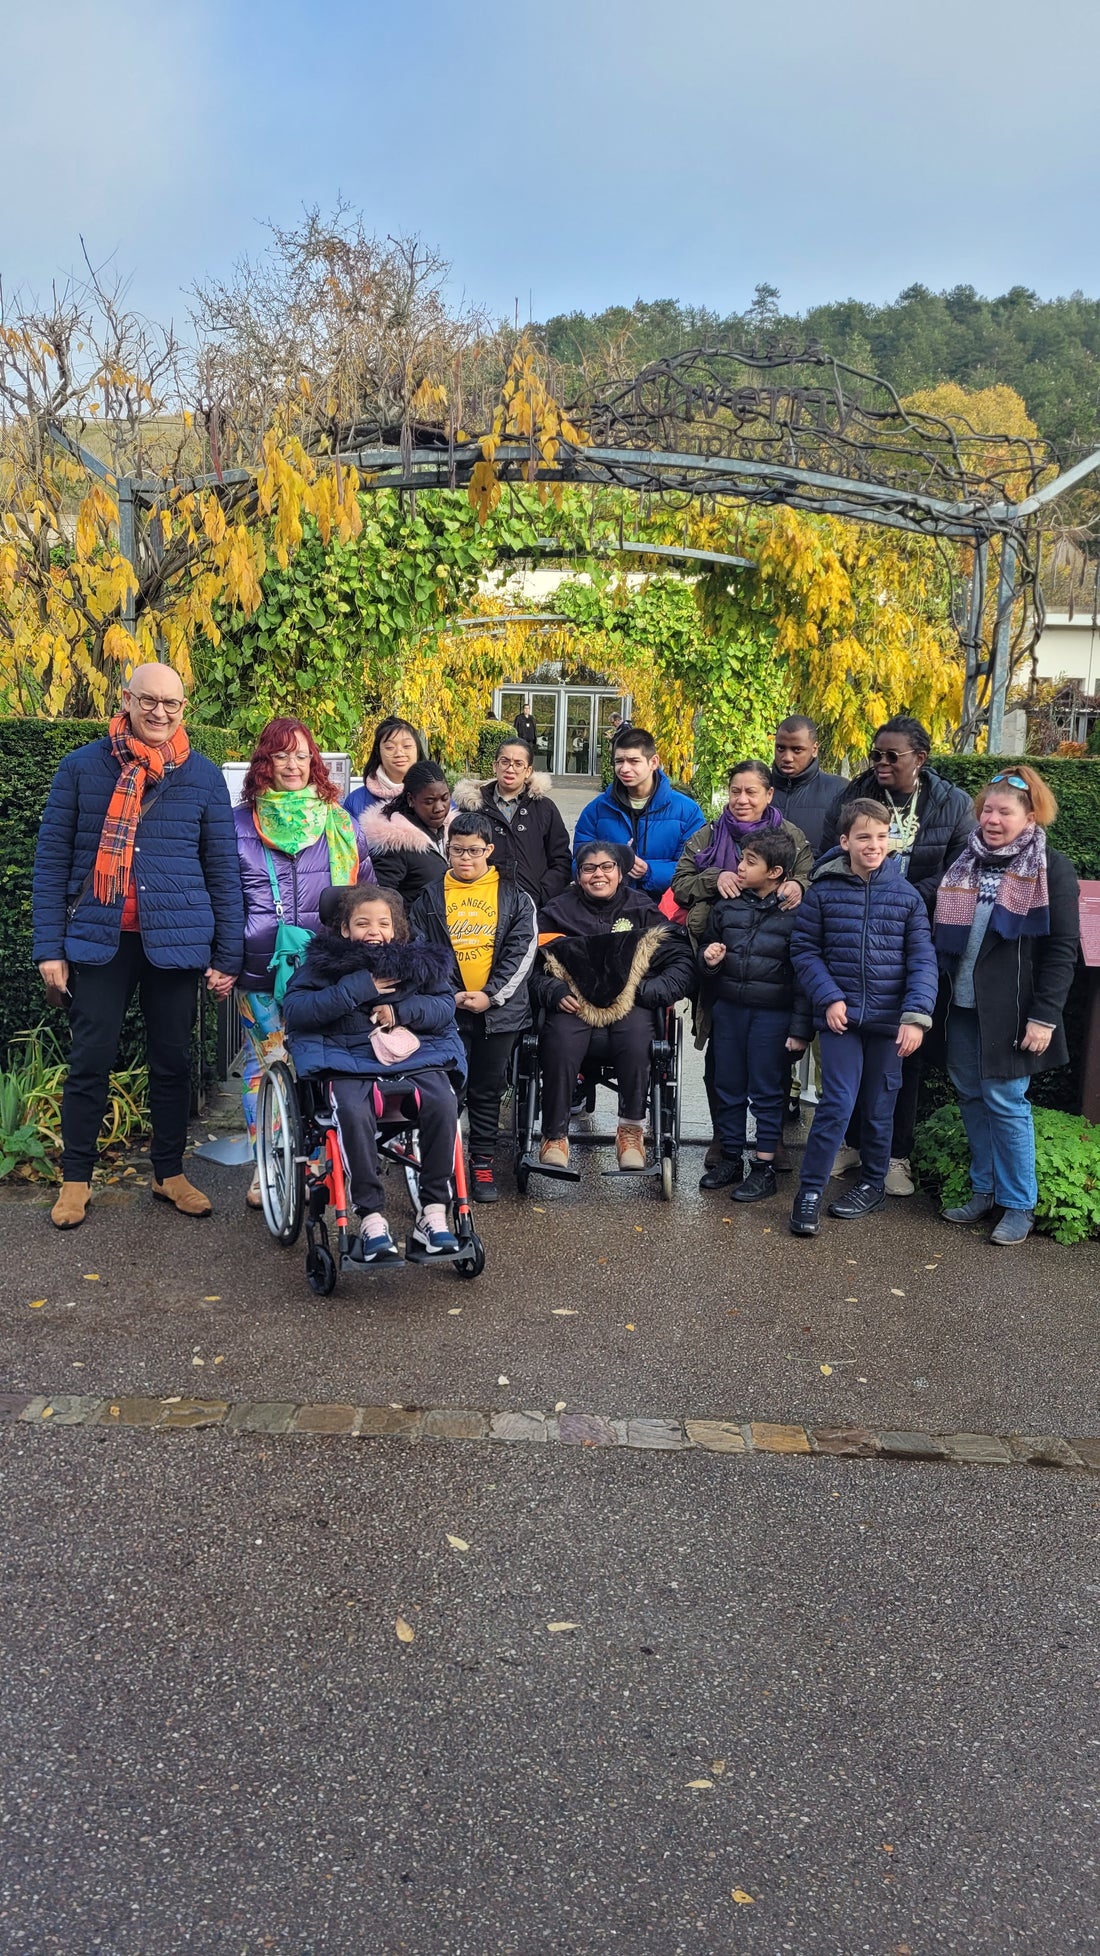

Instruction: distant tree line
[542,283,1100,459]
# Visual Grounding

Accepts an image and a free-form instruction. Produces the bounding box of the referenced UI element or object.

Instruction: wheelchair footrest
[520,1152,581,1183]
[404,1235,465,1265]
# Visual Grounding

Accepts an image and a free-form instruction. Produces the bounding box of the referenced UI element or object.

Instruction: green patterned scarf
[253,787,359,886]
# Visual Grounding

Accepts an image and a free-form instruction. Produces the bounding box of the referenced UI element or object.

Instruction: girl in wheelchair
[282,885,466,1263]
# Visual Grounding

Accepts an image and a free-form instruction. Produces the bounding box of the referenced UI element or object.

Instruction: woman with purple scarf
[672,760,813,1161]
[933,765,1079,1245]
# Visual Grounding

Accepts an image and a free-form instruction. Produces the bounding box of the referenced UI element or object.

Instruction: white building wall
[1031,613,1100,691]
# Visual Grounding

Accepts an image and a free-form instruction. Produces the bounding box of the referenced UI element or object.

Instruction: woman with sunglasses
[820,716,975,1194]
[933,766,1079,1244]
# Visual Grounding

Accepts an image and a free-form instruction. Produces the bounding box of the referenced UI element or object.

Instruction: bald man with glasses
[33,665,244,1228]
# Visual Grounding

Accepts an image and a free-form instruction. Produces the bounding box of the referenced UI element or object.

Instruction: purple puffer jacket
[234,804,375,994]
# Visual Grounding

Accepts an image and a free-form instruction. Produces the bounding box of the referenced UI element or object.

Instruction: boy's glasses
[449,844,490,858]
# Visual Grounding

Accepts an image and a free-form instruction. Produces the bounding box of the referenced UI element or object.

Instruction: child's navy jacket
[702,890,799,1013]
[791,852,937,1034]
[283,933,466,1082]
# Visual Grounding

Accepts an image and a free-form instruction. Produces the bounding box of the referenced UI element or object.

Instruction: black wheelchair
[510,1004,684,1200]
[254,1060,485,1293]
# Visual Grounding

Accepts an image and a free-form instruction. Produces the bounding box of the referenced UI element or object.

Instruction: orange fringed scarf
[93,713,190,903]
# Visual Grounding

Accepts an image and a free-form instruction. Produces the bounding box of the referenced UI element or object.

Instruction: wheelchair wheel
[514,1156,530,1195]
[306,1243,338,1295]
[454,1236,485,1281]
[661,1152,675,1202]
[256,1061,305,1246]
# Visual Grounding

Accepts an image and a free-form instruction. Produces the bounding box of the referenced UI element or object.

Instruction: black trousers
[329,1069,457,1214]
[539,1006,652,1138]
[62,936,200,1181]
[459,1020,517,1157]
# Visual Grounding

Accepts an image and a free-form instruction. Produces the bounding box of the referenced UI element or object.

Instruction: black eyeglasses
[870,747,912,764]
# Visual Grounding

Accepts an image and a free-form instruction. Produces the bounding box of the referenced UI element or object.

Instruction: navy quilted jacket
[32,737,244,972]
[791,853,938,1034]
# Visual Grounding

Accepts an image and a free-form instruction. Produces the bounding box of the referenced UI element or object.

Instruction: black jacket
[940,847,1080,1078]
[702,890,800,1015]
[821,767,976,914]
[533,882,695,1017]
[452,775,572,906]
[769,759,847,856]
[360,805,450,905]
[410,876,538,1038]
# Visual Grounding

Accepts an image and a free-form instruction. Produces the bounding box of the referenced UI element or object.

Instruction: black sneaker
[471,1157,499,1204]
[733,1159,778,1203]
[699,1154,746,1191]
[828,1180,886,1220]
[789,1189,821,1236]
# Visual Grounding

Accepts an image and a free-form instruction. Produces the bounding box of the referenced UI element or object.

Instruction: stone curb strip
[2,1391,1099,1473]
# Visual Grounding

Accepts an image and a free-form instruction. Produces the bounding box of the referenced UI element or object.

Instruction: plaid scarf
[934,821,1049,953]
[93,713,190,904]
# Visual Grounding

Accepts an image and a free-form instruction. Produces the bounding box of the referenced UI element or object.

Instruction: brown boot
[616,1123,646,1172]
[539,1137,570,1170]
[152,1174,212,1218]
[51,1181,91,1229]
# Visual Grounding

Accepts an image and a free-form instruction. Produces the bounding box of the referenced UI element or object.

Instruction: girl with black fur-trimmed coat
[453,736,572,906]
[532,841,696,1173]
[283,885,466,1262]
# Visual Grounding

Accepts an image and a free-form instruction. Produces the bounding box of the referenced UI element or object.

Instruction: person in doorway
[513,706,538,750]
[344,717,428,822]
[934,766,1079,1245]
[572,729,705,899]
[453,737,572,906]
[769,715,846,856]
[360,761,454,904]
[820,715,976,1196]
[32,664,243,1228]
[412,811,537,1202]
[788,801,938,1238]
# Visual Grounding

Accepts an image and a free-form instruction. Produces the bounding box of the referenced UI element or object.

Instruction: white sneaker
[885,1157,916,1197]
[832,1146,861,1178]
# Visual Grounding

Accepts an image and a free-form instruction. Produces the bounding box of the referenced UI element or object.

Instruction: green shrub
[931,754,1100,878]
[914,1101,1100,1244]
[0,1021,149,1181]
[474,719,513,776]
[0,719,237,1060]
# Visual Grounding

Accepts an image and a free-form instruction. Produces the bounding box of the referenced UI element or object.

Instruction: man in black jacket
[769,716,846,857]
[410,812,537,1201]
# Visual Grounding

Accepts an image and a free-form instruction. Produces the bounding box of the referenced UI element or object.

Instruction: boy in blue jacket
[788,800,937,1237]
[283,885,466,1262]
[573,730,704,899]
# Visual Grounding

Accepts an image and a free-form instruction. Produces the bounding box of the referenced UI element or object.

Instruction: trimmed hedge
[0,720,239,1060]
[930,754,1100,879]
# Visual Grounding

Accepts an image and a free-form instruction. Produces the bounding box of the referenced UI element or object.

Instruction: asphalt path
[4,1115,1099,1438]
[2,1425,1097,1953]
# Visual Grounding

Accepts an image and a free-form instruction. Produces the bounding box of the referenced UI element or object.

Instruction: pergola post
[960,537,987,752]
[987,536,1017,755]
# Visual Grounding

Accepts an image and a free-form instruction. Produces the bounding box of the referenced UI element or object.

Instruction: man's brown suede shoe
[51,1181,91,1229]
[152,1174,212,1218]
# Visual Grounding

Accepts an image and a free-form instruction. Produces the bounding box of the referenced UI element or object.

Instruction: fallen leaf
[762,1226,772,1233]
[29,1299,45,1309]
[634,1225,644,1232]
[551,1308,577,1316]
[721,1217,732,1225]
[447,1307,462,1315]
[924,1263,937,1270]
[213,1355,225,1365]
[555,1401,567,1412]
[192,1357,205,1367]
[497,1375,509,1386]
[108,1405,120,1417]
[203,1295,221,1302]
[857,1375,869,1383]
[597,1256,609,1265]
[546,1621,578,1633]
[446,1535,469,1552]
[846,1295,859,1302]
[890,1288,905,1296]
[882,1843,894,1852]
[532,1205,546,1213]
[83,1274,100,1282]
[41,1406,53,1419]
[395,1616,415,1644]
[846,1258,858,1264]
[686,1778,713,1790]
[819,1364,833,1376]
[732,1889,755,1905]
[625,1323,635,1332]
[711,1759,726,1775]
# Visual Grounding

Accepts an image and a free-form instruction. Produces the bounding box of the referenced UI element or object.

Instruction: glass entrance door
[564,693,595,773]
[529,691,558,772]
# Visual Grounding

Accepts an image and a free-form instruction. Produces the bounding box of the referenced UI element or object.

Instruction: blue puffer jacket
[234,803,374,993]
[791,852,938,1034]
[572,773,706,897]
[32,738,244,972]
[283,933,466,1083]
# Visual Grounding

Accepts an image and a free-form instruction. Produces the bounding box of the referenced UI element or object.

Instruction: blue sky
[3,0,1098,332]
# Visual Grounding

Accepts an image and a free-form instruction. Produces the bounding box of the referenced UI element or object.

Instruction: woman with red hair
[233,719,374,1205]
